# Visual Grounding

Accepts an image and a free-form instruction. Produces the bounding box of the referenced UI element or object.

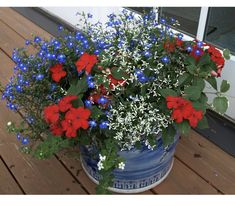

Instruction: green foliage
[178,73,191,86]
[223,49,230,60]
[206,77,217,90]
[159,88,177,98]
[67,74,88,95]
[220,80,230,93]
[184,85,201,101]
[33,135,71,159]
[176,120,191,136]
[111,68,129,79]
[162,125,176,147]
[197,116,209,129]
[213,96,228,114]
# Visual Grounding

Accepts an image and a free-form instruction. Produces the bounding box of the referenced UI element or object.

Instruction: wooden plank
[152,158,219,194]
[0,157,23,194]
[0,20,35,56]
[0,8,52,40]
[175,130,235,194]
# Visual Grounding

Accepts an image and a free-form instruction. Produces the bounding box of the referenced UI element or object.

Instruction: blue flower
[186,45,193,52]
[98,96,108,105]
[34,36,42,43]
[22,137,29,145]
[135,69,144,77]
[36,74,44,80]
[143,51,151,58]
[88,81,95,89]
[16,133,21,140]
[85,100,92,108]
[177,33,183,40]
[197,41,203,48]
[138,75,148,83]
[160,18,166,24]
[99,121,109,129]
[15,85,23,92]
[89,120,97,128]
[87,13,93,18]
[57,54,66,63]
[195,49,201,56]
[58,25,63,31]
[25,40,30,46]
[161,56,170,64]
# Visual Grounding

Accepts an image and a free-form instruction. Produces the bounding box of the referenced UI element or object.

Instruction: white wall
[42,7,235,119]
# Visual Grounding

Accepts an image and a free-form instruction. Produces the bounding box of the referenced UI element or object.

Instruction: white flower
[118,162,125,170]
[99,154,106,161]
[7,121,12,126]
[97,161,104,171]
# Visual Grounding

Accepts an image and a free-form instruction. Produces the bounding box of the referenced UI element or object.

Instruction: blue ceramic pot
[80,133,179,193]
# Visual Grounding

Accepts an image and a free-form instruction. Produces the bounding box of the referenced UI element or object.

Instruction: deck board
[0,8,234,194]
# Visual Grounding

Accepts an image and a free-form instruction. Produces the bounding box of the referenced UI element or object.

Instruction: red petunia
[58,95,78,112]
[50,64,67,82]
[61,107,91,138]
[44,104,60,124]
[108,74,126,89]
[75,52,98,74]
[50,123,64,136]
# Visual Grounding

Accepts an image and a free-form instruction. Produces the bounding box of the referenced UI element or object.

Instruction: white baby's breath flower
[118,162,125,170]
[7,121,12,126]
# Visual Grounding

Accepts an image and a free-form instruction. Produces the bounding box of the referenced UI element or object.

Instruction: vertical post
[196,7,209,41]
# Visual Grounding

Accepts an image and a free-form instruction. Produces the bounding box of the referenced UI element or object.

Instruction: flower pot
[80,133,179,194]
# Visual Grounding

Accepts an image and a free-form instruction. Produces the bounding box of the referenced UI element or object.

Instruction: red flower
[58,95,78,112]
[44,104,60,124]
[163,40,175,53]
[75,52,98,74]
[88,93,101,104]
[187,110,203,128]
[50,64,67,82]
[50,123,64,136]
[61,107,91,138]
[175,39,183,47]
[108,74,126,89]
[166,96,203,128]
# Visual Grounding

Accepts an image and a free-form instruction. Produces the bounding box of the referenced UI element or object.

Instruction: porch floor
[0,8,235,195]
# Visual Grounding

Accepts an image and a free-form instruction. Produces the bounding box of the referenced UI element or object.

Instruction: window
[126,7,152,14]
[160,7,201,37]
[204,7,235,54]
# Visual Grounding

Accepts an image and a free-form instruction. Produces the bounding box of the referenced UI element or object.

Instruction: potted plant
[1,9,230,194]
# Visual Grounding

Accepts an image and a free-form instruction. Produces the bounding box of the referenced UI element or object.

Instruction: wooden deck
[0,8,235,195]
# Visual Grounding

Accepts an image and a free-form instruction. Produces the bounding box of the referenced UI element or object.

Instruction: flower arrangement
[0,9,230,193]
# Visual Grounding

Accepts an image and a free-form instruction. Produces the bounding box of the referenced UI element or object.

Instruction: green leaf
[197,116,209,129]
[186,64,196,74]
[33,135,71,159]
[67,84,79,95]
[176,120,191,135]
[193,101,207,114]
[90,106,103,119]
[159,88,177,98]
[178,73,191,86]
[162,125,176,147]
[193,77,205,91]
[197,53,211,67]
[213,96,228,114]
[223,49,230,60]
[206,77,217,90]
[76,74,88,94]
[184,86,201,101]
[220,80,230,93]
[111,68,128,80]
[185,56,196,65]
[72,97,84,108]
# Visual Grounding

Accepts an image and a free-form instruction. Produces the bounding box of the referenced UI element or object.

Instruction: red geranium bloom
[75,52,98,74]
[175,38,183,47]
[50,64,67,82]
[166,96,187,109]
[163,40,175,53]
[58,95,78,112]
[187,110,203,128]
[108,74,126,89]
[50,123,64,136]
[44,104,60,124]
[61,107,91,138]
